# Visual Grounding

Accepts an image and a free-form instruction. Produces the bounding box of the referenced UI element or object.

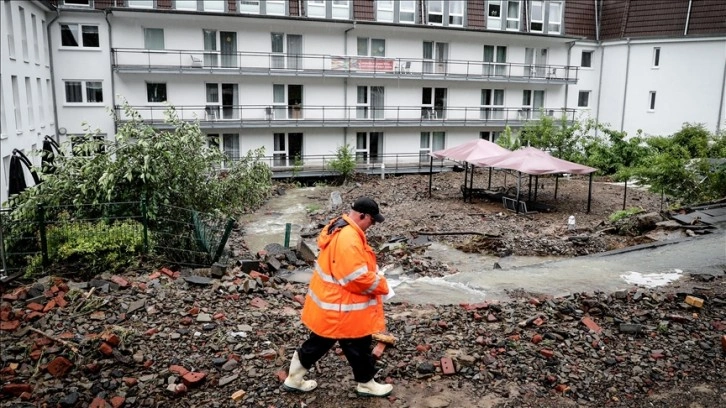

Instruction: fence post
[38,205,48,267]
[141,197,149,253]
[284,222,291,248]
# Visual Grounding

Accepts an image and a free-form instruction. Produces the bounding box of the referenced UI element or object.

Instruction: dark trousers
[297,332,376,383]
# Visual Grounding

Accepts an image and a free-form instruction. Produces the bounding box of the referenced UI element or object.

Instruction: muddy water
[240,188,726,305]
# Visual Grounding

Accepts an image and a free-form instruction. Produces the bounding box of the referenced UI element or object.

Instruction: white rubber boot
[355,379,393,397]
[281,351,317,393]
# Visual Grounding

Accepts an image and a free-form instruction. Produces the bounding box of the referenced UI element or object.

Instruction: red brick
[110,396,125,408]
[145,328,159,336]
[89,397,106,408]
[180,316,193,325]
[372,342,386,359]
[101,332,121,347]
[250,297,268,309]
[123,377,138,387]
[58,331,74,340]
[533,317,545,326]
[0,366,16,377]
[54,295,68,308]
[213,312,225,320]
[293,295,306,305]
[160,267,175,277]
[29,350,42,360]
[650,351,665,360]
[181,371,206,387]
[440,357,455,375]
[47,356,74,378]
[416,344,431,353]
[249,270,269,282]
[99,342,114,356]
[85,363,101,373]
[460,302,489,311]
[540,349,554,359]
[487,313,498,322]
[187,306,200,315]
[172,271,181,279]
[529,297,541,306]
[42,300,56,313]
[0,310,10,322]
[148,271,161,280]
[555,384,570,393]
[473,312,482,320]
[24,311,45,321]
[437,321,448,329]
[1,383,32,396]
[276,370,288,382]
[259,350,277,360]
[1,293,18,301]
[169,365,190,376]
[111,276,130,288]
[531,334,543,344]
[26,302,44,312]
[581,316,602,334]
[0,320,20,331]
[19,391,32,400]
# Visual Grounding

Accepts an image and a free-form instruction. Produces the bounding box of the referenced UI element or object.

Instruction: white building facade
[1,0,725,202]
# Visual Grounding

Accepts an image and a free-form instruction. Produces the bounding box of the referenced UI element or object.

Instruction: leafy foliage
[609,207,644,223]
[582,126,651,180]
[518,112,590,162]
[327,144,356,184]
[496,126,520,150]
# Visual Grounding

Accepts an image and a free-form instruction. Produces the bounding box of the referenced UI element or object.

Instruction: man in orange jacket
[282,196,393,397]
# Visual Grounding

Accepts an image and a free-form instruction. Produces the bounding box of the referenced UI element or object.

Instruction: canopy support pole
[622,178,628,210]
[527,175,533,201]
[487,167,492,190]
[468,163,475,203]
[428,156,433,198]
[534,175,539,202]
[554,174,559,200]
[516,171,521,214]
[463,162,469,201]
[587,173,593,214]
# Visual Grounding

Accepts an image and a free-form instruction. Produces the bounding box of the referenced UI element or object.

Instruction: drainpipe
[343,23,356,146]
[47,8,61,143]
[684,0,693,36]
[105,10,117,138]
[620,38,631,133]
[594,41,605,137]
[717,46,726,134]
[595,0,600,41]
[564,41,575,109]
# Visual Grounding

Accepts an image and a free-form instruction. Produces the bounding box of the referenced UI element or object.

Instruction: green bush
[608,207,644,223]
[327,144,356,184]
[26,219,146,278]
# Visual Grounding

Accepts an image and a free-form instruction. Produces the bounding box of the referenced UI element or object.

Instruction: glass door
[221,83,238,119]
[220,31,237,68]
[287,34,302,70]
[203,29,218,67]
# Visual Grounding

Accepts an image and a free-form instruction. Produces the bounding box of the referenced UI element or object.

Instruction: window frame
[266,0,286,15]
[547,1,562,34]
[146,82,167,103]
[580,50,593,68]
[5,1,16,59]
[448,0,464,27]
[175,0,198,10]
[648,91,656,111]
[63,80,104,105]
[239,0,260,14]
[530,0,544,32]
[203,0,225,12]
[331,0,350,20]
[577,90,590,108]
[376,0,394,22]
[487,0,502,30]
[652,47,661,68]
[60,23,100,48]
[127,0,154,9]
[399,0,416,23]
[481,88,505,119]
[427,0,444,25]
[505,0,520,31]
[307,0,326,18]
[63,0,91,7]
[144,28,165,50]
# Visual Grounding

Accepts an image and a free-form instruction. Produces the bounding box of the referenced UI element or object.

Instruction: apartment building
[2,0,725,203]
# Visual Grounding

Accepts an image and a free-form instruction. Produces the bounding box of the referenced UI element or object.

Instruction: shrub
[609,207,644,223]
[327,144,356,184]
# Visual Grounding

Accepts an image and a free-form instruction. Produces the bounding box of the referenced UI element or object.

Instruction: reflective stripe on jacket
[301,214,389,339]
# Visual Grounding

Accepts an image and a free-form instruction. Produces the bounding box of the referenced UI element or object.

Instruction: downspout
[620,38,631,133]
[47,8,61,143]
[343,23,356,146]
[595,0,600,41]
[684,0,692,36]
[105,10,117,138]
[717,45,726,134]
[594,42,605,137]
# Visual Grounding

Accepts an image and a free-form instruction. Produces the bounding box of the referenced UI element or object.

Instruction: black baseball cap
[352,197,385,223]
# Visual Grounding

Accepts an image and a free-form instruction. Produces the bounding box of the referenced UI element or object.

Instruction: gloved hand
[376,265,384,277]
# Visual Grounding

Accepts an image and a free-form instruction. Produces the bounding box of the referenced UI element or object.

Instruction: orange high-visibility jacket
[301,214,389,339]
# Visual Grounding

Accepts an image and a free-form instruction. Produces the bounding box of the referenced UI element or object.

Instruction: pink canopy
[473,147,597,175]
[430,139,510,163]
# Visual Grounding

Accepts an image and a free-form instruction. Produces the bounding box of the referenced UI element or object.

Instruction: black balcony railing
[115,104,578,126]
[112,48,579,82]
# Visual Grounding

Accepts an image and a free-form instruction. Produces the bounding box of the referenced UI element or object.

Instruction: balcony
[112,48,579,84]
[115,105,578,128]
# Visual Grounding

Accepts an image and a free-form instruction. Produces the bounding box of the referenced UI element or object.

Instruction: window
[480,131,501,143]
[332,0,350,19]
[648,91,656,111]
[147,83,167,102]
[175,0,197,10]
[484,45,507,76]
[421,87,447,119]
[521,89,545,119]
[577,91,590,108]
[206,83,239,120]
[61,24,99,47]
[42,19,49,66]
[481,89,504,119]
[355,132,383,164]
[448,0,464,26]
[357,37,385,57]
[307,0,325,18]
[548,1,562,33]
[240,0,260,14]
[0,80,6,137]
[270,33,302,69]
[144,28,164,50]
[428,0,443,25]
[5,1,15,59]
[581,50,593,68]
[653,47,661,68]
[377,0,393,22]
[506,1,520,30]
[19,7,28,61]
[487,0,502,29]
[400,0,415,23]
[420,132,445,162]
[423,41,448,74]
[356,86,384,119]
[128,0,154,8]
[46,79,53,124]
[64,0,91,5]
[203,0,224,12]
[530,1,543,32]
[64,80,103,104]
[267,0,285,15]
[25,78,34,129]
[223,134,239,162]
[273,133,303,167]
[36,78,44,123]
[11,76,21,130]
[31,14,39,63]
